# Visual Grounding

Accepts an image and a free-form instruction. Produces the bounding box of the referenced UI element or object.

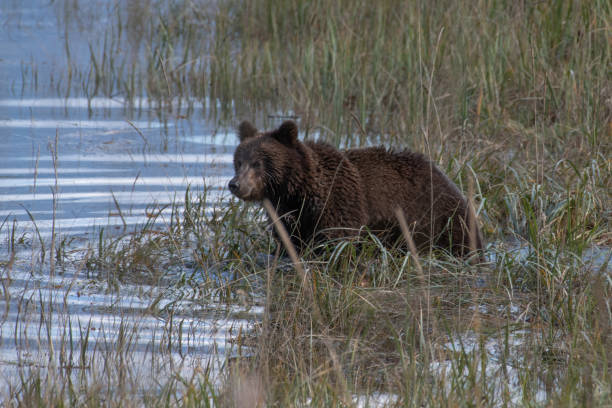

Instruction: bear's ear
[272,121,298,147]
[238,121,258,142]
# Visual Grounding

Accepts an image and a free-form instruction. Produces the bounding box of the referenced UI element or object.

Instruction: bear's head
[228,120,300,201]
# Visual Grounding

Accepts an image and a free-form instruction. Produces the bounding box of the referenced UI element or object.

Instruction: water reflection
[0,0,244,390]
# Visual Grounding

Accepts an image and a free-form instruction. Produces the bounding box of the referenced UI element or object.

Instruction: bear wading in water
[228,120,483,258]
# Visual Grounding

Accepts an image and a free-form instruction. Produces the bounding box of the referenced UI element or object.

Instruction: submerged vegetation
[2,0,611,406]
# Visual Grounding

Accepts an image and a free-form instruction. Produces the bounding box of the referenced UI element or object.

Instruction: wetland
[0,0,610,406]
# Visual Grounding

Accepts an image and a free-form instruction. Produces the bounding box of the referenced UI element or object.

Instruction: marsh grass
[248,243,610,406]
[4,0,611,405]
[0,192,250,407]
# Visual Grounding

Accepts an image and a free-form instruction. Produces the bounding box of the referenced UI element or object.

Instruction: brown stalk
[394,207,425,283]
[262,199,349,402]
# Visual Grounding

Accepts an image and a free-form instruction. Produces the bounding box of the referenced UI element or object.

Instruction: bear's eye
[252,161,261,169]
[235,160,242,169]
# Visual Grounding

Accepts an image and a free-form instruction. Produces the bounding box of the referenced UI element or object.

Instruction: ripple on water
[0,94,245,391]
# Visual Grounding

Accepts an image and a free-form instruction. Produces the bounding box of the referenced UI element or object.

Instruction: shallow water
[0,0,247,393]
[0,247,262,393]
[0,96,236,238]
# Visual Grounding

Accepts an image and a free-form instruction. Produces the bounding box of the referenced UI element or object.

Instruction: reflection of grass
[6,0,612,405]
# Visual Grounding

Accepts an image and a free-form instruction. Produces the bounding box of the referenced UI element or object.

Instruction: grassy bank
[5,0,612,406]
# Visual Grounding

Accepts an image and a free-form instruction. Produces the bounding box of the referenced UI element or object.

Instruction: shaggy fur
[229,121,367,251]
[229,120,483,257]
[346,147,483,257]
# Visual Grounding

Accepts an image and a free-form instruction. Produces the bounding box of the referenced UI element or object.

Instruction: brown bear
[229,120,483,257]
[229,120,368,252]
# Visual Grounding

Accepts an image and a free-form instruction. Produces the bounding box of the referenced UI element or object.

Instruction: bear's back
[345,146,475,252]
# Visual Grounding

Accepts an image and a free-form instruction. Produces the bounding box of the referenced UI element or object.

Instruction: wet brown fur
[346,147,483,257]
[229,121,483,257]
[230,121,367,251]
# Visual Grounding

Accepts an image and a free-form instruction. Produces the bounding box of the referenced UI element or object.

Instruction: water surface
[0,0,247,393]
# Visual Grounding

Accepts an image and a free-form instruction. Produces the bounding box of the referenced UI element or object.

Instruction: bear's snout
[228,178,239,194]
[228,166,263,201]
